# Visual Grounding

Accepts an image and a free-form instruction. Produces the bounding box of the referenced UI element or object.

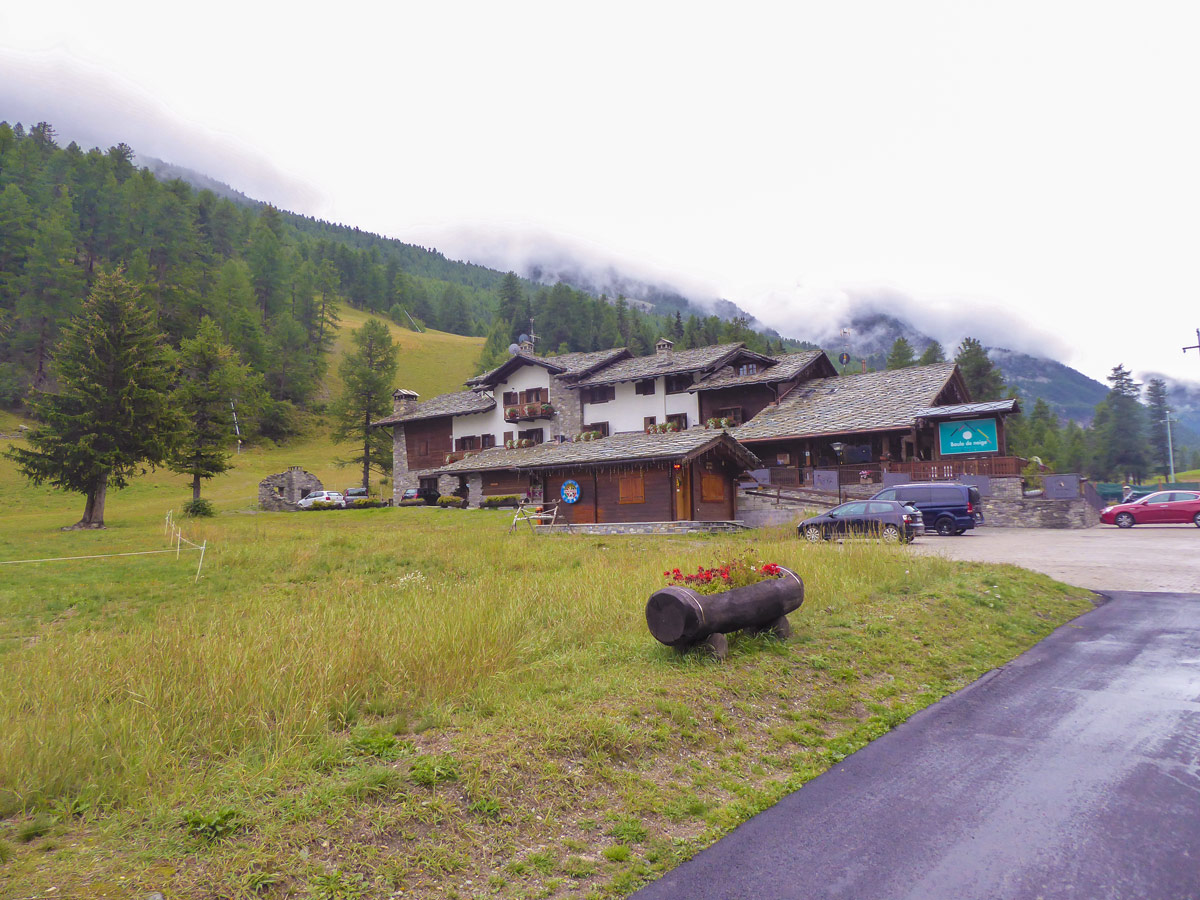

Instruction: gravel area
[909,524,1200,592]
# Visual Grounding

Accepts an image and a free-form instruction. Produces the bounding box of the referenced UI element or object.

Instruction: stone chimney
[392,388,420,416]
[655,337,674,356]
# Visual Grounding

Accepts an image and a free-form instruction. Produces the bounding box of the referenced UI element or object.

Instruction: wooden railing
[764,456,1034,488]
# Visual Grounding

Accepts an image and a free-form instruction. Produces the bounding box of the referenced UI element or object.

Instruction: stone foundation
[983,498,1099,529]
[538,520,747,535]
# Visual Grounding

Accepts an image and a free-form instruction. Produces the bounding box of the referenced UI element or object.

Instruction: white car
[297,490,345,509]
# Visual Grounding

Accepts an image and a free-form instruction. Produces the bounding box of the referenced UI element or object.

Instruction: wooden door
[674,466,692,521]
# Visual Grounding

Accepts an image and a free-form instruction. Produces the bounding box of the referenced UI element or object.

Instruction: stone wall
[391,424,412,502]
[259,467,323,511]
[984,498,1099,529]
[736,490,826,529]
[549,374,583,440]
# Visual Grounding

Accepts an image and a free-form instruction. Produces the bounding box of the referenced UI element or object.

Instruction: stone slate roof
[467,348,631,387]
[914,399,1020,418]
[371,390,495,426]
[733,362,961,442]
[688,350,829,392]
[434,429,761,475]
[571,343,769,388]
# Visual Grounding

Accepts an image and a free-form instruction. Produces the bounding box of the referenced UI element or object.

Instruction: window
[481,434,496,449]
[701,473,725,502]
[587,422,610,437]
[619,474,645,504]
[665,374,692,394]
[518,428,544,444]
[737,363,758,376]
[503,431,513,445]
[520,387,547,404]
[585,385,615,404]
[666,413,688,430]
[643,416,657,430]
[634,378,656,395]
[775,452,790,465]
[455,435,479,452]
[715,407,743,425]
[502,391,518,407]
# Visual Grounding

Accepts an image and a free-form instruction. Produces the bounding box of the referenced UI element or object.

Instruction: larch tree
[332,318,400,492]
[170,316,261,501]
[5,268,181,529]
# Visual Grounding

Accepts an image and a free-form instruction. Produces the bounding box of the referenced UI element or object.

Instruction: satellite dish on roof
[518,333,530,344]
[508,343,520,355]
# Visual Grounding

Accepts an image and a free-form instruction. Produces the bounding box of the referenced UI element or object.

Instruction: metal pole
[1167,412,1176,483]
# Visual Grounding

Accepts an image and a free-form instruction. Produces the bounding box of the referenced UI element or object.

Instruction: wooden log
[645,568,804,649]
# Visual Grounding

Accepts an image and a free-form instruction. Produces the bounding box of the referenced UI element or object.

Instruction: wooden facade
[404,418,453,471]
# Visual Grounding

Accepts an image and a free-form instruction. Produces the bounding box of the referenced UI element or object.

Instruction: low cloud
[0,50,320,212]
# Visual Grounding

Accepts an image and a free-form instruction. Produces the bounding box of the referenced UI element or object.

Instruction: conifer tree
[332,318,400,491]
[17,194,85,388]
[918,340,945,365]
[886,336,916,369]
[6,268,180,528]
[954,337,1006,400]
[171,316,261,500]
[1144,378,1171,474]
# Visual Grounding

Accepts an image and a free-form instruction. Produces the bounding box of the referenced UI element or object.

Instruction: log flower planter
[645,566,804,659]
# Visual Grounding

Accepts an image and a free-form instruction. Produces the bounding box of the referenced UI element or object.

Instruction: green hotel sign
[938,418,998,455]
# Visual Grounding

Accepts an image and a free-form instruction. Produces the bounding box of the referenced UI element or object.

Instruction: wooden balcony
[764,456,1035,488]
[503,403,554,423]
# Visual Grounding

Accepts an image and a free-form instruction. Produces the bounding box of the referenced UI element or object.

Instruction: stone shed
[259,467,323,511]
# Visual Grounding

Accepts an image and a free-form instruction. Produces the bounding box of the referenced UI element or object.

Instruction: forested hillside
[0,120,788,430]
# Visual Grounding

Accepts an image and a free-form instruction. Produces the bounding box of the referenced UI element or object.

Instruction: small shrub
[399,498,426,507]
[304,501,340,511]
[181,806,246,841]
[437,495,466,509]
[408,753,459,786]
[349,498,385,509]
[480,495,521,509]
[183,497,215,517]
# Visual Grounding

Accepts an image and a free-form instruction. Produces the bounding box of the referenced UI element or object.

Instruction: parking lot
[909,524,1200,592]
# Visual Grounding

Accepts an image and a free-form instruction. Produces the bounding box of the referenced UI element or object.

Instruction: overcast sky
[3,2,1200,384]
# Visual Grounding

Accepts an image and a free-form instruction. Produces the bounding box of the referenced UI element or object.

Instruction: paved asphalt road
[633,591,1200,900]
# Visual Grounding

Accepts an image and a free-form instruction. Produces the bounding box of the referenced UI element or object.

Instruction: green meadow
[0,320,1095,899]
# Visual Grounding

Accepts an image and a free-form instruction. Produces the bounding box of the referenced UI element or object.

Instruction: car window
[1179,492,1200,502]
[931,487,963,504]
[968,487,982,505]
[1144,493,1171,504]
[898,487,932,503]
[867,502,895,514]
[838,502,869,515]
[874,489,896,501]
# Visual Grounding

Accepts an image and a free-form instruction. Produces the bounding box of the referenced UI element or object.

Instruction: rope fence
[0,510,209,583]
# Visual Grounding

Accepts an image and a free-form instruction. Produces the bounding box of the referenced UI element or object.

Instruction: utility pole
[1166,411,1176,483]
[1185,328,1200,361]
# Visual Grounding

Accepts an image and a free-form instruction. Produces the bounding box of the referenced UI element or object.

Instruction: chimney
[392,388,420,416]
[655,337,674,356]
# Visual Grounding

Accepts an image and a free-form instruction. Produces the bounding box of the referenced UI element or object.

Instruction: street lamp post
[1166,411,1176,484]
[830,441,846,504]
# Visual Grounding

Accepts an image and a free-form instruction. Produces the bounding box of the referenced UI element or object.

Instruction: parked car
[798,500,924,543]
[1100,490,1200,528]
[401,487,439,505]
[869,482,983,535]
[344,486,369,500]
[297,490,345,509]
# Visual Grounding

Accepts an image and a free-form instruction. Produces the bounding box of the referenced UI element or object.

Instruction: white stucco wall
[581,376,700,434]
[452,365,560,444]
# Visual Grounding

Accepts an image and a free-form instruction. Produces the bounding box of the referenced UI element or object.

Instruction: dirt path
[909,524,1200,592]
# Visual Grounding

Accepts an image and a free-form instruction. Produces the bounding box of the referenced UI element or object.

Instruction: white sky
[3,1,1200,384]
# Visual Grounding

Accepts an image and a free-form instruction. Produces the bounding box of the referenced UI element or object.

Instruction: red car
[1100,490,1200,528]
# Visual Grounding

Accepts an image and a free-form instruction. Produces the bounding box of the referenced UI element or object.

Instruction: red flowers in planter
[662,554,784,595]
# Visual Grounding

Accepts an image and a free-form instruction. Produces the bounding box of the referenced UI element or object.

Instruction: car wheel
[1115,512,1135,529]
[935,517,955,536]
[881,523,900,543]
[1193,512,1200,528]
[804,525,824,543]
[954,527,967,535]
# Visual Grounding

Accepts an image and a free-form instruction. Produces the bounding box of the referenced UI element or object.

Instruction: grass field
[0,421,1096,898]
[0,319,1097,898]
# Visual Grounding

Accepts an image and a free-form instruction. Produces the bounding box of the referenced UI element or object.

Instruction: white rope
[0,548,202,565]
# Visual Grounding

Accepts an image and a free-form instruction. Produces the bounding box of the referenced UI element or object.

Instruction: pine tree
[918,340,945,365]
[1092,365,1148,480]
[954,337,1006,400]
[332,318,400,491]
[171,316,261,500]
[1144,378,1171,474]
[5,268,180,528]
[886,337,916,369]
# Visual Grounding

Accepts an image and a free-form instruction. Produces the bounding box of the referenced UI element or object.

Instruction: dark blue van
[869,482,983,535]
